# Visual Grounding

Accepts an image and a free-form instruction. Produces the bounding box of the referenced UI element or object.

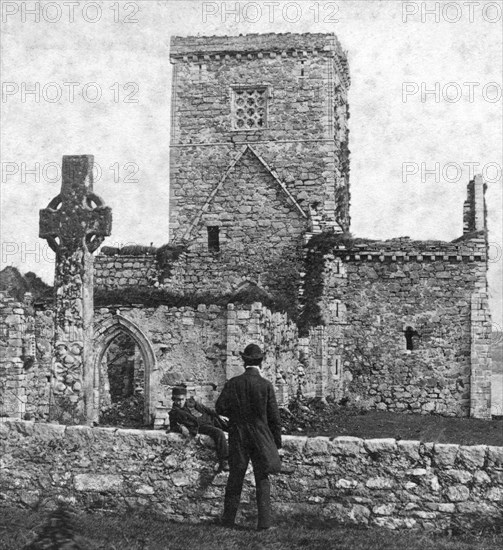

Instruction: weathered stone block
[433,443,459,467]
[366,477,394,489]
[335,478,358,489]
[373,503,396,515]
[19,490,40,507]
[171,472,190,487]
[74,474,123,492]
[349,504,371,524]
[397,440,421,461]
[486,488,503,502]
[143,430,167,443]
[136,484,155,495]
[66,425,95,444]
[456,502,500,515]
[487,446,503,468]
[281,436,307,454]
[365,438,397,455]
[373,517,417,529]
[305,437,331,455]
[7,420,34,436]
[444,469,472,484]
[330,436,363,456]
[446,485,470,502]
[407,468,429,477]
[32,422,66,440]
[457,445,487,469]
[430,476,441,491]
[473,470,491,485]
[412,511,438,520]
[0,423,9,439]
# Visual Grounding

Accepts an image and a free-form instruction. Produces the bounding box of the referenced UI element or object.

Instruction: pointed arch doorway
[93,314,157,426]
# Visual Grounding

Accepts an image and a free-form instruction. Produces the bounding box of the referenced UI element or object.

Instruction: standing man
[215,344,282,531]
[169,385,229,472]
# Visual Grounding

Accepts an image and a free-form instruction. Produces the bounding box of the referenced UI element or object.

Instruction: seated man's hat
[239,344,264,362]
[172,385,187,397]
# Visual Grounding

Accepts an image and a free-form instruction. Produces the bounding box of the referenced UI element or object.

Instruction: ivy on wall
[299,232,354,335]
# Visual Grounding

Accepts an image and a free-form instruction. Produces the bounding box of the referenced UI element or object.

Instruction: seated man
[169,385,229,472]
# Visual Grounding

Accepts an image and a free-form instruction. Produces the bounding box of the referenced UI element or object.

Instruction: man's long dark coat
[215,367,282,474]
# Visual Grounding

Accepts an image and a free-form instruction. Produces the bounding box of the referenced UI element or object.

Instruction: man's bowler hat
[239,344,265,362]
[172,385,187,397]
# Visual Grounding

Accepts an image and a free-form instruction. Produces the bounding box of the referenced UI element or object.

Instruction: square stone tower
[169,33,351,242]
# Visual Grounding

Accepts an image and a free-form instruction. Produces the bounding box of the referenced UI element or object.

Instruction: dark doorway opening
[99,331,145,427]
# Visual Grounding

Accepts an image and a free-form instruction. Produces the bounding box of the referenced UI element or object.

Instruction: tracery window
[232,87,268,130]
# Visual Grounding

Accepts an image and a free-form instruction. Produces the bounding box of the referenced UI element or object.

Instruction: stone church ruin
[0,33,493,427]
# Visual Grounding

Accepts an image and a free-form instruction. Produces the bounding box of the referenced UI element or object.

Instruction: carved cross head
[39,155,112,254]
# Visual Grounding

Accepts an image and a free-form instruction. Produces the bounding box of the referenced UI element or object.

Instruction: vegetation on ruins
[93,286,292,316]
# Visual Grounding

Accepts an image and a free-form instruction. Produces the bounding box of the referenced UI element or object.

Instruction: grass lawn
[99,401,503,447]
[280,401,503,446]
[1,507,502,550]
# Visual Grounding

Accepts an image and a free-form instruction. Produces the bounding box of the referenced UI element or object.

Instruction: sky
[0,0,502,324]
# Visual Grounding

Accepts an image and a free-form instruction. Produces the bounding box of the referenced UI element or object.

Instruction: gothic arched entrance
[93,314,156,426]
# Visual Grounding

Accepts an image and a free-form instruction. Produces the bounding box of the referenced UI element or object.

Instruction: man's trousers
[198,425,228,462]
[222,461,271,529]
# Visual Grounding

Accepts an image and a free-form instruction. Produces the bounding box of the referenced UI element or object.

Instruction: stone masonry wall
[1,420,502,531]
[25,308,53,421]
[94,302,303,425]
[309,238,490,417]
[225,303,301,406]
[163,147,306,308]
[0,291,72,423]
[94,305,228,423]
[4,300,304,426]
[169,33,351,240]
[0,293,27,418]
[94,255,157,290]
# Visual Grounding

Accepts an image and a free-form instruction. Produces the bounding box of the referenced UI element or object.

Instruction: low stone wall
[1,420,502,530]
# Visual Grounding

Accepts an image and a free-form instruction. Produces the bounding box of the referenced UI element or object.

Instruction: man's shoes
[215,460,229,473]
[257,525,276,532]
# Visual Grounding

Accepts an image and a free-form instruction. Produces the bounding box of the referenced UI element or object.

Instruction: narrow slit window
[207,226,220,252]
[300,60,305,77]
[404,326,420,351]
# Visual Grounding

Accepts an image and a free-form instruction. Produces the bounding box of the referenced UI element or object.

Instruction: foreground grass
[1,507,502,550]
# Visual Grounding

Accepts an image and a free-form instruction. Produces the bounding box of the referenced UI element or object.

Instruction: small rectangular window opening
[207,226,220,252]
[404,326,420,351]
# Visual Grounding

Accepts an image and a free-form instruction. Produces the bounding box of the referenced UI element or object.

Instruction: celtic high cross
[39,155,112,424]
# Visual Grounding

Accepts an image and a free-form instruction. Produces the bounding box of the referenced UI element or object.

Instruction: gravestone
[39,155,112,423]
